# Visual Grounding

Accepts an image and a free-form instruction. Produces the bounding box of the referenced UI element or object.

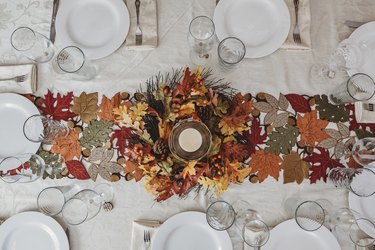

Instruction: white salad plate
[214,0,290,58]
[349,191,375,238]
[263,219,341,250]
[348,21,375,79]
[56,0,130,60]
[0,93,41,171]
[0,211,69,250]
[152,211,233,250]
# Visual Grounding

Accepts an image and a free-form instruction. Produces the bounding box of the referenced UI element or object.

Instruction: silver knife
[50,0,60,43]
[344,20,366,29]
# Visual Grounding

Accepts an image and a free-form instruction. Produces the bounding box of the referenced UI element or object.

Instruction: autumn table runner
[23,68,370,201]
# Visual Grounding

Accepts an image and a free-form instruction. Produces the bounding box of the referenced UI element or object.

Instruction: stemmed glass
[188,16,216,66]
[242,219,270,250]
[10,26,55,63]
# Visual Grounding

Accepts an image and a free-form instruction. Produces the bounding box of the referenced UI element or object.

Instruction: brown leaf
[337,122,350,138]
[264,110,277,125]
[281,151,309,184]
[297,110,329,146]
[88,164,99,181]
[98,94,121,121]
[249,150,282,182]
[273,112,289,128]
[324,129,342,140]
[71,92,99,123]
[334,141,347,159]
[317,138,337,149]
[253,102,273,113]
[278,93,289,110]
[51,130,81,161]
[125,161,144,181]
[265,93,279,108]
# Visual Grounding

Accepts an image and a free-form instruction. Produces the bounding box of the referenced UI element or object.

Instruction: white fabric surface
[1,0,375,249]
[0,64,37,94]
[130,220,160,250]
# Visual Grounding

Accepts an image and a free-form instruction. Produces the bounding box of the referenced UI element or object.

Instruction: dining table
[1,0,375,249]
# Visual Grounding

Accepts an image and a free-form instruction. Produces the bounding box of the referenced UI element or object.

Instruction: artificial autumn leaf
[38,151,64,179]
[272,112,289,128]
[297,110,329,146]
[173,68,196,97]
[71,92,99,123]
[221,142,250,162]
[285,94,311,113]
[264,93,279,108]
[347,156,361,168]
[281,152,309,184]
[65,160,90,180]
[124,160,144,181]
[178,103,195,117]
[38,90,76,121]
[182,161,197,179]
[314,95,350,123]
[346,104,375,134]
[51,130,81,161]
[130,102,148,121]
[245,119,267,155]
[253,101,273,113]
[249,150,282,182]
[218,111,250,136]
[80,120,113,148]
[98,93,121,121]
[304,147,344,184]
[227,161,252,183]
[265,125,299,155]
[87,148,123,181]
[110,127,134,156]
[232,93,253,115]
[278,93,289,110]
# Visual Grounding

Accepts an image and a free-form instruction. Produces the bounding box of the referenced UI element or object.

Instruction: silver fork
[0,74,27,82]
[293,0,301,44]
[364,103,375,112]
[143,230,150,249]
[135,0,142,45]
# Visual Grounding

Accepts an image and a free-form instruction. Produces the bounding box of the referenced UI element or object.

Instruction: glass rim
[294,200,325,231]
[62,197,89,225]
[57,46,86,74]
[37,186,66,216]
[206,200,235,231]
[23,114,47,143]
[242,219,270,247]
[347,73,375,101]
[10,26,37,52]
[218,37,246,65]
[349,218,375,246]
[189,16,216,41]
[349,167,375,197]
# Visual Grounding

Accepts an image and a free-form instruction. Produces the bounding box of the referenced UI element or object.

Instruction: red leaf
[221,142,250,162]
[38,90,76,121]
[245,119,267,155]
[285,94,311,113]
[110,127,133,156]
[346,104,375,134]
[66,160,90,180]
[304,147,344,184]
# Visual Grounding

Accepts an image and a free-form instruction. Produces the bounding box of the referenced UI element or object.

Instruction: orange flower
[249,150,282,182]
[297,110,329,146]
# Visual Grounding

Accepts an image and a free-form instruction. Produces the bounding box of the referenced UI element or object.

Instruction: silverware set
[0,74,27,83]
[143,230,151,249]
[135,0,143,45]
[292,0,301,44]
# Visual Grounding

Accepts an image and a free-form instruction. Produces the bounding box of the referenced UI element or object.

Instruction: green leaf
[37,151,64,179]
[314,95,350,123]
[265,125,299,155]
[355,129,374,139]
[80,120,113,148]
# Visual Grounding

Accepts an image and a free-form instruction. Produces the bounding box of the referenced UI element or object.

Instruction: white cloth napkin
[0,64,37,94]
[130,219,161,250]
[282,0,311,51]
[355,102,375,123]
[124,0,158,50]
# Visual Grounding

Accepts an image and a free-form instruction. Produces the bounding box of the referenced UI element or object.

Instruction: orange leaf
[51,130,81,161]
[98,93,121,121]
[249,150,282,182]
[297,110,329,146]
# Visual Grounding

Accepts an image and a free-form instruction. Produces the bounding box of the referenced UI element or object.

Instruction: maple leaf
[110,127,135,156]
[245,119,267,155]
[281,151,310,184]
[221,142,250,162]
[297,110,329,146]
[182,161,197,179]
[130,102,149,121]
[51,129,81,161]
[71,92,99,123]
[227,161,252,183]
[232,93,254,116]
[249,150,282,182]
[98,93,121,121]
[304,147,344,184]
[38,90,75,121]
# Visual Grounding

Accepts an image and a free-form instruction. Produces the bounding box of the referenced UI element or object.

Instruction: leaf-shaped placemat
[71,92,99,123]
[265,125,299,155]
[80,120,113,149]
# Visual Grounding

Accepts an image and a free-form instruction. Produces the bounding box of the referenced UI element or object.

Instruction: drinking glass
[188,16,216,66]
[328,73,375,105]
[52,46,97,80]
[62,189,102,225]
[37,185,81,216]
[294,201,326,231]
[23,114,69,144]
[0,153,45,183]
[206,200,236,230]
[352,137,375,167]
[328,167,375,197]
[94,183,114,203]
[242,219,270,249]
[218,37,246,70]
[10,27,55,63]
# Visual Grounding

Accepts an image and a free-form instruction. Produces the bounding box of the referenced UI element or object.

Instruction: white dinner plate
[56,0,130,60]
[152,211,233,250]
[348,21,375,79]
[0,93,41,171]
[213,0,290,58]
[349,191,375,238]
[0,211,69,250]
[263,219,341,250]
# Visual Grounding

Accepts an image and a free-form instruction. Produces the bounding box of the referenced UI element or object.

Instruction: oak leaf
[227,161,252,183]
[281,152,309,184]
[182,161,197,179]
[71,92,99,123]
[297,110,329,146]
[51,130,81,161]
[249,150,282,182]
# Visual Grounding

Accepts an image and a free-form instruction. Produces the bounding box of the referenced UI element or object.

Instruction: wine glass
[188,16,216,66]
[242,219,270,249]
[352,137,375,167]
[10,26,55,63]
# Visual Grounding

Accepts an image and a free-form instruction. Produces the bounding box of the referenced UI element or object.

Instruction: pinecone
[196,106,213,121]
[153,138,169,155]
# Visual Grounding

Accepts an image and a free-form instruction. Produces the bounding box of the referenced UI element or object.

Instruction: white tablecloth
[1,0,375,249]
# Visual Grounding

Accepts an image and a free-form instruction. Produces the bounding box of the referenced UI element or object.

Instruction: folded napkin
[0,64,37,94]
[355,102,375,123]
[282,0,311,51]
[124,0,158,50]
[130,219,161,250]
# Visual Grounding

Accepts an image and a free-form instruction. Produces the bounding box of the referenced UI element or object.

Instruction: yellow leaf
[198,176,216,189]
[71,92,99,123]
[228,161,252,183]
[182,160,197,178]
[130,102,148,121]
[178,102,195,117]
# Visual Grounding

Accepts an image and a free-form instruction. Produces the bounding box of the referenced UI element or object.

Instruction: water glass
[37,185,81,216]
[328,167,375,197]
[218,37,246,70]
[62,189,102,225]
[206,200,236,231]
[329,73,375,105]
[352,137,375,167]
[52,46,97,80]
[294,201,326,231]
[23,114,69,144]
[242,219,270,249]
[188,16,216,66]
[0,153,45,183]
[10,27,54,63]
